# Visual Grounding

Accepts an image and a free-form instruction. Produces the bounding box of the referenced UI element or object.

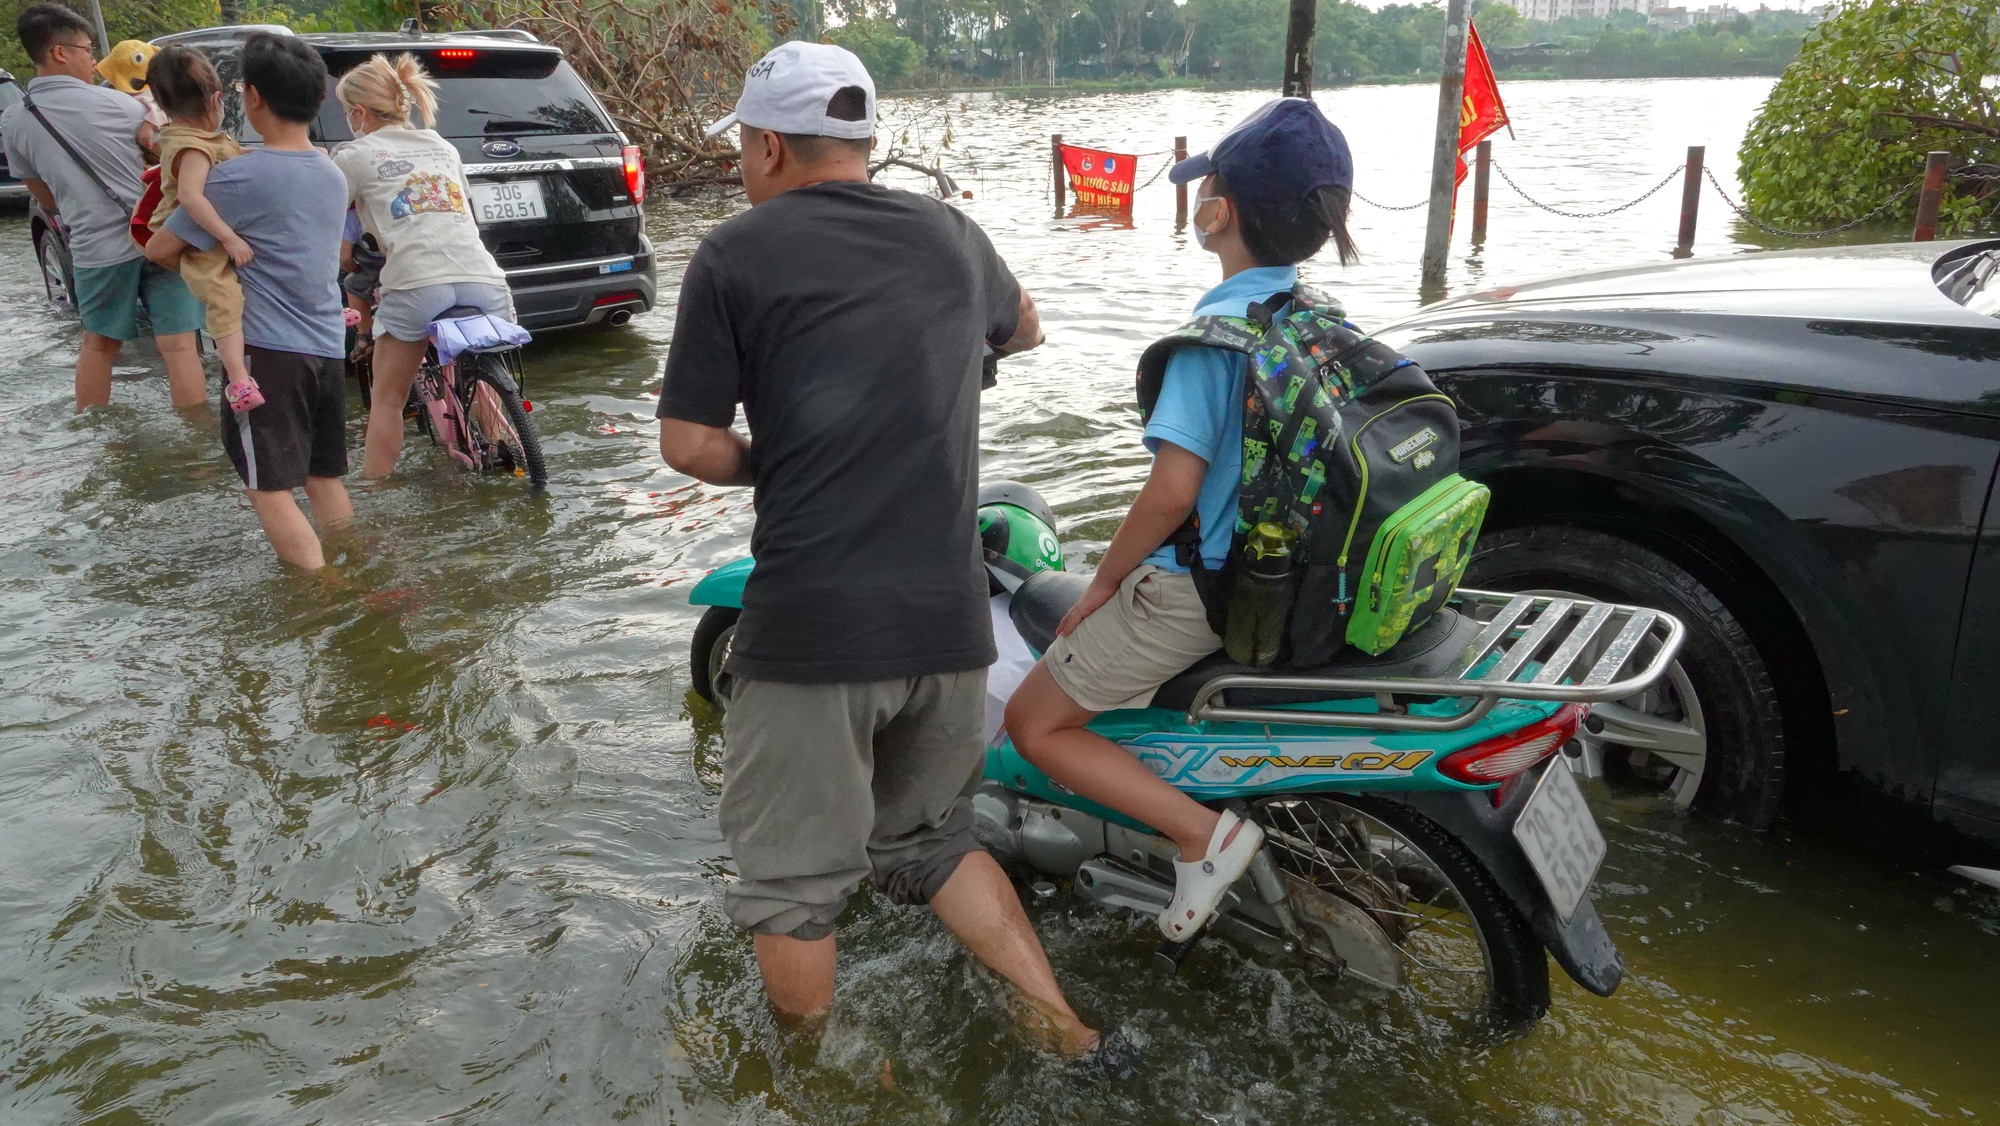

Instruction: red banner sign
[1455,25,1512,188]
[1059,144,1138,209]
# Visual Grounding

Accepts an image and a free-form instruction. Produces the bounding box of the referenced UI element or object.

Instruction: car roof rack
[457,28,541,43]
[152,23,296,45]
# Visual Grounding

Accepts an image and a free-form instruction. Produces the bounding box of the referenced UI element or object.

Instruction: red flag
[1455,24,1511,188]
[1058,144,1138,209]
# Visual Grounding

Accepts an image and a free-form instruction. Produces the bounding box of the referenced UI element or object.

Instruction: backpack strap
[1133,315,1266,422]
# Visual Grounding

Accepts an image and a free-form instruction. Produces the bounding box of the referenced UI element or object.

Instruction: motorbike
[685,480,1685,1027]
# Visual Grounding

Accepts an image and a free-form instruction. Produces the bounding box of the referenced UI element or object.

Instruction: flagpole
[1420,0,1470,295]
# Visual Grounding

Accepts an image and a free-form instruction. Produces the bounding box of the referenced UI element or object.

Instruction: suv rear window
[313,49,613,142]
[0,79,21,112]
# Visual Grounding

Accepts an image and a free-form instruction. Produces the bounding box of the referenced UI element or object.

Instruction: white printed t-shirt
[333,125,507,294]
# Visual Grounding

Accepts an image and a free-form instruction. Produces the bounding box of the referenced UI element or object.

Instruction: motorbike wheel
[690,606,739,709]
[1252,794,1550,1027]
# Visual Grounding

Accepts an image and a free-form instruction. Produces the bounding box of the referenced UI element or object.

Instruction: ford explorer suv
[152,24,655,331]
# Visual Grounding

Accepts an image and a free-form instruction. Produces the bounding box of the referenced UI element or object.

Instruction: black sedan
[1377,240,2000,862]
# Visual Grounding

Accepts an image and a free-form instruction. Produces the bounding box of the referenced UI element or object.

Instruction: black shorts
[221,346,349,492]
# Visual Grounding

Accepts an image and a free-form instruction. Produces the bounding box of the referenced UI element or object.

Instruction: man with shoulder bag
[0,3,204,411]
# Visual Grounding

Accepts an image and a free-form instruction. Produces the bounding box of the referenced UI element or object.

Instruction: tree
[831,16,922,83]
[1471,0,1525,48]
[1739,0,2000,233]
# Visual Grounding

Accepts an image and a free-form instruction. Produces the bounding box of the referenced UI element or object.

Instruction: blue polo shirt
[1142,265,1299,571]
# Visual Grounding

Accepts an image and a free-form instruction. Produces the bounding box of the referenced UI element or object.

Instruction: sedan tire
[1468,524,1786,829]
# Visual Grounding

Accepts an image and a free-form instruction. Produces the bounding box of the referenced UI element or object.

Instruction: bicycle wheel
[463,352,548,491]
[1252,793,1550,1028]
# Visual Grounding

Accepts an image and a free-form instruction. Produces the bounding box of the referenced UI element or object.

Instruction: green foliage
[830,16,920,84]
[1739,0,1999,233]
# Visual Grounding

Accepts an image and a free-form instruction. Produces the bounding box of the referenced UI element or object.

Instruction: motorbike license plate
[1511,760,1607,925]
[470,180,546,224]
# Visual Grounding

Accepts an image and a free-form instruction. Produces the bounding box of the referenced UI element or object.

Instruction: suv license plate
[471,180,546,224]
[1511,759,1607,925]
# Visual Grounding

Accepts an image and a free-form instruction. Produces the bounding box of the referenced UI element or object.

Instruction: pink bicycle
[352,306,547,491]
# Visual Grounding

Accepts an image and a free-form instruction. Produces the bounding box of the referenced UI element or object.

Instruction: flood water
[3,77,1997,1124]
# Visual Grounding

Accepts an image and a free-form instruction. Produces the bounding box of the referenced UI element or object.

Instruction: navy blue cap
[1169,98,1354,214]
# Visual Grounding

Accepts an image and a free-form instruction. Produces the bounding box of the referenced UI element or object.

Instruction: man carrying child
[144,33,353,570]
[1,3,205,411]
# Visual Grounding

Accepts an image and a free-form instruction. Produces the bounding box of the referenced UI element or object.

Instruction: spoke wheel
[463,356,547,491]
[1253,794,1549,1027]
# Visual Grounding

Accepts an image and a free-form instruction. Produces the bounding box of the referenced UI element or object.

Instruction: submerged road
[2,79,1997,1123]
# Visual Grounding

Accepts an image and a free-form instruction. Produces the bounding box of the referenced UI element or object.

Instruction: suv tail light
[1438,704,1586,784]
[622,144,646,205]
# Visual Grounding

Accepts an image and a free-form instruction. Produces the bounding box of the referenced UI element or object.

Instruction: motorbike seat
[1009,571,1096,655]
[1006,569,1483,712]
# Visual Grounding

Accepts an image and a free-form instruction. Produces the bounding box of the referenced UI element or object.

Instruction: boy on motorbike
[1005,99,1360,942]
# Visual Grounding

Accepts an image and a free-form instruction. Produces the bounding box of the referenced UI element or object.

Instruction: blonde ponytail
[335,52,439,130]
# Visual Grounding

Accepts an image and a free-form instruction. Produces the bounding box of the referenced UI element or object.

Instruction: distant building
[1511,0,1651,19]
[1646,3,1746,30]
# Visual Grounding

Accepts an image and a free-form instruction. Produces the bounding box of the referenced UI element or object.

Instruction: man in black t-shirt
[658,43,1100,1055]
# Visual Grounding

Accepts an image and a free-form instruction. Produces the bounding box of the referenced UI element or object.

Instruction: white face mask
[1193,194,1225,250]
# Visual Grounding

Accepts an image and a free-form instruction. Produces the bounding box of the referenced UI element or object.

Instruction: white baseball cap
[704,42,877,141]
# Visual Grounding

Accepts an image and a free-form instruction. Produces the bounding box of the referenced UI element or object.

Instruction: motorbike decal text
[1215,750,1433,771]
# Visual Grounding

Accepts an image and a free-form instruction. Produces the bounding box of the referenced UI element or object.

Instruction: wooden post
[1052,133,1066,212]
[1913,151,1949,242]
[1282,0,1317,98]
[1419,0,1469,293]
[1174,136,1189,227]
[1677,145,1704,252]
[1471,140,1491,244]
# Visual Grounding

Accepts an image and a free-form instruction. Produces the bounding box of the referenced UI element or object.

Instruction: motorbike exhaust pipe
[606,308,634,327]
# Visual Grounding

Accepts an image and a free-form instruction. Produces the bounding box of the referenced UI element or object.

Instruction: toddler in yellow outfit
[145,46,256,403]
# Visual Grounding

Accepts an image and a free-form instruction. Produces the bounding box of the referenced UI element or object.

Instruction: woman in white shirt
[334,53,516,480]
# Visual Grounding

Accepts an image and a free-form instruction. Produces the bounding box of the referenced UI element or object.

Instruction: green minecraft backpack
[1136,285,1490,665]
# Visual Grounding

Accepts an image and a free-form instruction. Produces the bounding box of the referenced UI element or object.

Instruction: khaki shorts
[719,670,987,940]
[1043,566,1223,713]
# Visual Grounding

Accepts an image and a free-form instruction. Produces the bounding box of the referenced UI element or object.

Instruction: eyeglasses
[52,39,94,57]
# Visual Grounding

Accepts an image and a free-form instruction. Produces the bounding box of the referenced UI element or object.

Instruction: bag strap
[21,90,131,213]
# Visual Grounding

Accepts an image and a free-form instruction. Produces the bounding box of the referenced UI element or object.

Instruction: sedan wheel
[1518,593,1709,811]
[35,227,74,308]
[1469,524,1786,829]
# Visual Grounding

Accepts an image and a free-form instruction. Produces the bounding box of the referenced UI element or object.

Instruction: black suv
[151,24,655,331]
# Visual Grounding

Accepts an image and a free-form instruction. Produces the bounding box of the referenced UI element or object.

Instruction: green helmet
[979,502,1063,588]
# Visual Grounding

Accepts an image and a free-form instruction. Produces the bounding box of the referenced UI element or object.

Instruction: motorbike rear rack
[1186,589,1687,733]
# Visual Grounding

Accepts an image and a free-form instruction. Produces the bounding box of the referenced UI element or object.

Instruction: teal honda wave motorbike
[687,480,1686,1027]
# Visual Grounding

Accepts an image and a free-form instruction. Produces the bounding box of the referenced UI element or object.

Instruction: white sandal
[1158,811,1265,940]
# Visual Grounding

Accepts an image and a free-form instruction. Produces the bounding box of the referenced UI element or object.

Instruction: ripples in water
[1,77,1996,1124]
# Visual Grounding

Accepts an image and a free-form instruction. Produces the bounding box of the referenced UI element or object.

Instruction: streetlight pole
[86,0,109,53]
[1419,0,1469,295]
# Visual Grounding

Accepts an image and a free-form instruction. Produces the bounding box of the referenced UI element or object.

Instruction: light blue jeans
[374,281,517,342]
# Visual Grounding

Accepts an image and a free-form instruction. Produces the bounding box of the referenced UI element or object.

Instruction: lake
[2,76,1996,1124]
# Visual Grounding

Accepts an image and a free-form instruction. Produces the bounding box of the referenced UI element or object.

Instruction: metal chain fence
[1493,162,1687,219]
[1351,189,1429,212]
[1701,166,1916,240]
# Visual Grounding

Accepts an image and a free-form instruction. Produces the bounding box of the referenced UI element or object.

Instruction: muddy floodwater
[3,78,1997,1124]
